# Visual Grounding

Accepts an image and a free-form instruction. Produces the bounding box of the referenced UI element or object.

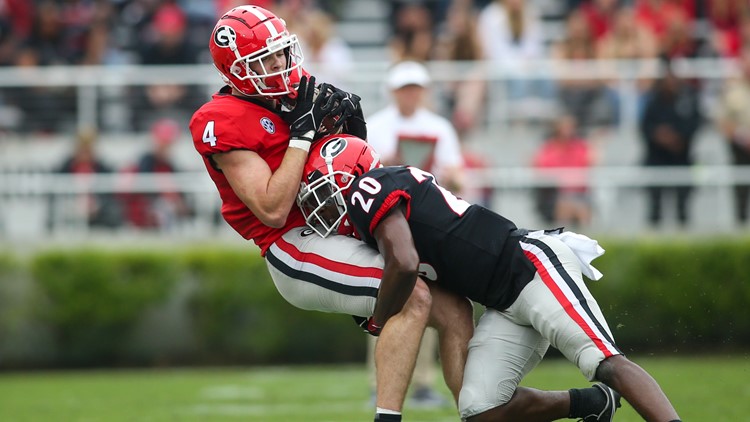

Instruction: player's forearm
[255,148,308,226]
[372,261,418,326]
[371,209,420,325]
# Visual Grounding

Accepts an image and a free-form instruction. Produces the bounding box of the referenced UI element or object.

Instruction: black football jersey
[345,166,536,310]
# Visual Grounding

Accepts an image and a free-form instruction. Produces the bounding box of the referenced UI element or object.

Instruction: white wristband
[288,138,311,152]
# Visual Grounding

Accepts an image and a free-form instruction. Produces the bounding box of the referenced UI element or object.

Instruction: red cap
[153,5,186,34]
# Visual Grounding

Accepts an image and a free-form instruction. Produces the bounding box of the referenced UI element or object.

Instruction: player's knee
[460,378,516,422]
[496,378,517,406]
[403,278,432,320]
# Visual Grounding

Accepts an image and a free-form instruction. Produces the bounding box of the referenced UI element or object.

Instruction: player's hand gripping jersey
[345,166,536,310]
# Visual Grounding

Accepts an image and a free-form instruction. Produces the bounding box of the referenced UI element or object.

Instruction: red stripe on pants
[523,249,613,358]
[274,237,384,279]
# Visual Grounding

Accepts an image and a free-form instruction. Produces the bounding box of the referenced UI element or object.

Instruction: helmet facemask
[297,135,381,238]
[297,167,356,238]
[225,31,304,97]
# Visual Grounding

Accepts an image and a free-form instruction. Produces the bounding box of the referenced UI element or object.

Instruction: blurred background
[3,0,750,242]
[0,0,749,384]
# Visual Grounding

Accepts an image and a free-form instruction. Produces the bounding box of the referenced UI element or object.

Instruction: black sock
[374,413,402,422]
[568,387,607,418]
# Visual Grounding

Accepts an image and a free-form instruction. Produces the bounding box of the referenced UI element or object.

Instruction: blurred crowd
[0,0,743,129]
[48,118,194,231]
[376,0,749,228]
[1,0,745,131]
[0,0,317,132]
[3,0,750,231]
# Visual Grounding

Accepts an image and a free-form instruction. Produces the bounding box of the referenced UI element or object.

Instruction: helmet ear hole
[353,163,366,178]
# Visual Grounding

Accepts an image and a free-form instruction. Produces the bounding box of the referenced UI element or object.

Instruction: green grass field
[0,355,747,421]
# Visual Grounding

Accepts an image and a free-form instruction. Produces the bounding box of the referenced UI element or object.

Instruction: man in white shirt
[367,61,465,192]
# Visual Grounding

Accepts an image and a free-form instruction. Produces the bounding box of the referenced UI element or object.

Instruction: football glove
[352,315,382,337]
[315,84,367,140]
[282,76,336,150]
[343,103,367,140]
[323,85,361,128]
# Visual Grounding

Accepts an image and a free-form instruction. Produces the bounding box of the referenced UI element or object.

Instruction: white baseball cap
[385,61,431,90]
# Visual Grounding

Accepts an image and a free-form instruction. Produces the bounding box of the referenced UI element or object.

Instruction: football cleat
[581,383,621,422]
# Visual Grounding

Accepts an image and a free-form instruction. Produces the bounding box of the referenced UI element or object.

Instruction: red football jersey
[189,86,306,255]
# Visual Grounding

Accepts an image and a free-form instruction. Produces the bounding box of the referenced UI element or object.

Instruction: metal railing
[1,164,748,240]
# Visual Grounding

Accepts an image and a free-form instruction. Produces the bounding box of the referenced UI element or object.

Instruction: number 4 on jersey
[202,121,217,147]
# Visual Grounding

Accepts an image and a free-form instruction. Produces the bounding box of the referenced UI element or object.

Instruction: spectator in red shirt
[0,0,33,66]
[578,0,620,41]
[706,0,748,57]
[532,114,596,228]
[634,0,695,57]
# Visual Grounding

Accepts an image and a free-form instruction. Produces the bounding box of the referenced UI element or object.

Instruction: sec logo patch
[260,117,275,134]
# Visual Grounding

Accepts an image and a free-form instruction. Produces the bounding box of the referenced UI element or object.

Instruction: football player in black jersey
[297,135,682,422]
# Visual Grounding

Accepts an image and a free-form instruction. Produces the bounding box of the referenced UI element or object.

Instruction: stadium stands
[1,0,748,241]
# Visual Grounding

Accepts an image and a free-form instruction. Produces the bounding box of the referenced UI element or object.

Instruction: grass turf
[0,355,747,421]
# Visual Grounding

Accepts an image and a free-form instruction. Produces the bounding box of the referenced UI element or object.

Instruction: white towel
[526,230,606,281]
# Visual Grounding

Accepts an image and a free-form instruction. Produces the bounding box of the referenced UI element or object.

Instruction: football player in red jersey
[298,135,683,422]
[189,6,474,421]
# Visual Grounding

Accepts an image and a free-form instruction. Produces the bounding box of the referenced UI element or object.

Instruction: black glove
[322,85,362,130]
[352,315,382,337]
[310,84,367,140]
[343,104,367,140]
[282,76,332,148]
